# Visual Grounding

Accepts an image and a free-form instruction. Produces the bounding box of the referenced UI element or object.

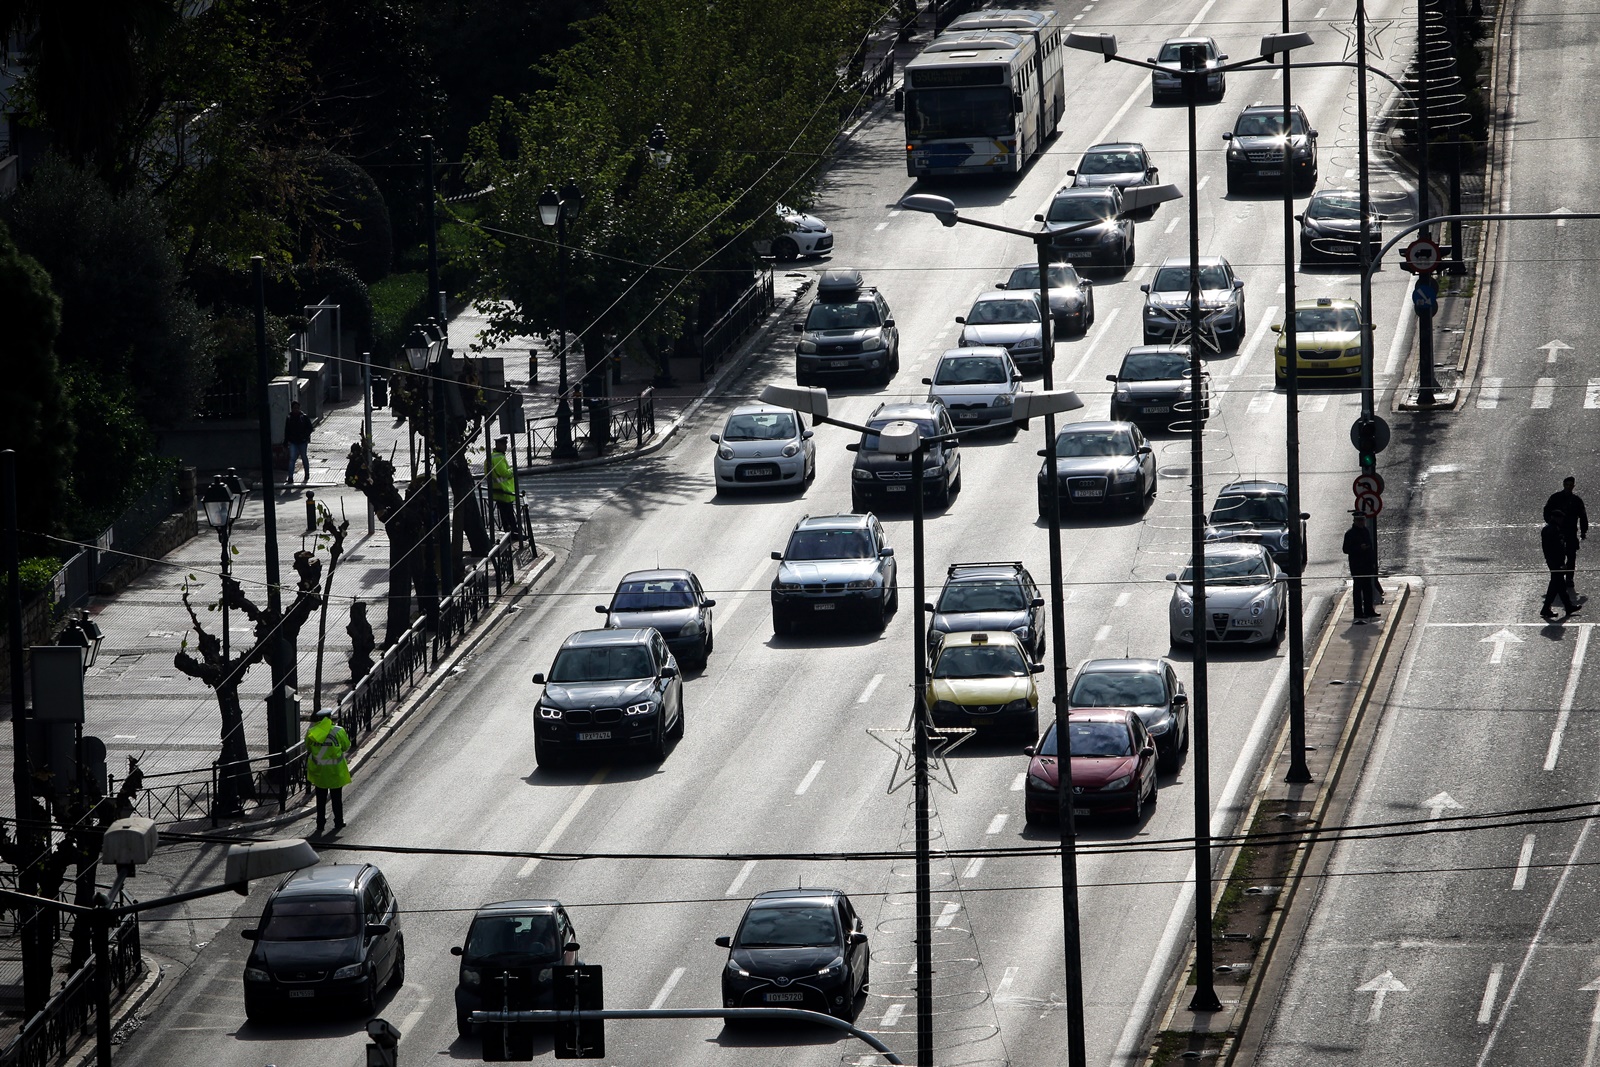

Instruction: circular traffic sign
[1353,472,1385,496]
[1403,236,1441,273]
[1354,491,1383,517]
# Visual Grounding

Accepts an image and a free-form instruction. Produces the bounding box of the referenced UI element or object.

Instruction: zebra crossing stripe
[1532,378,1555,409]
[1477,378,1501,409]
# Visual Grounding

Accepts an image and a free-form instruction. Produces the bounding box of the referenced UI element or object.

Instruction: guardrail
[699,270,775,380]
[516,388,659,465]
[0,913,140,1067]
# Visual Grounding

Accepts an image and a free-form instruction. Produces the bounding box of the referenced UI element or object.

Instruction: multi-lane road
[112,1,1474,1065]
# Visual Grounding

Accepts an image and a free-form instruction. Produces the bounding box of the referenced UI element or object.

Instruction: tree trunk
[448,454,490,559]
[216,680,257,808]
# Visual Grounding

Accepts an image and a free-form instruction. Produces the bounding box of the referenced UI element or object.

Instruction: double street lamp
[539,182,585,459]
[405,321,454,597]
[201,469,249,661]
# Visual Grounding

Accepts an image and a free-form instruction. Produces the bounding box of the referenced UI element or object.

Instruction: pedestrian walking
[1545,475,1588,588]
[305,710,351,834]
[486,436,522,540]
[1342,512,1379,622]
[284,400,314,485]
[1541,507,1586,618]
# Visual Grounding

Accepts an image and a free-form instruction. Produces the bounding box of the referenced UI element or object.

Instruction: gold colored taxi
[925,631,1041,739]
[1271,296,1364,386]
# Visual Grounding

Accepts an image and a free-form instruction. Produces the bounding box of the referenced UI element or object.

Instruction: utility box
[268,378,296,446]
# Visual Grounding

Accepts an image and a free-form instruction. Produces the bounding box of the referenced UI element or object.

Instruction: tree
[0,218,72,541]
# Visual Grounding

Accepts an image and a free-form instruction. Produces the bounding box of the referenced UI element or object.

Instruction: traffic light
[553,965,604,1060]
[1355,418,1378,470]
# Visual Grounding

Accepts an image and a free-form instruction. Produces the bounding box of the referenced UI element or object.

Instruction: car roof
[938,630,1026,649]
[948,561,1026,580]
[1198,542,1273,561]
[1051,185,1117,199]
[1241,102,1305,114]
[1217,479,1289,495]
[1084,141,1144,153]
[971,289,1033,303]
[275,864,372,896]
[618,568,695,583]
[560,627,656,648]
[1008,261,1078,272]
[938,346,1009,360]
[1291,296,1359,309]
[1076,657,1167,674]
[472,899,564,916]
[1162,35,1215,46]
[795,513,870,531]
[1156,255,1230,269]
[1059,420,1131,433]
[1123,344,1189,358]
[750,887,844,906]
[870,401,944,420]
[1067,707,1139,725]
[725,403,799,420]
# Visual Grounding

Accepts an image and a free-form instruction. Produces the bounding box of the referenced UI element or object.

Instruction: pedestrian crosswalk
[1476,377,1600,410]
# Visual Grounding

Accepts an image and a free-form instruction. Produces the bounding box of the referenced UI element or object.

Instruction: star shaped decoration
[867,710,974,795]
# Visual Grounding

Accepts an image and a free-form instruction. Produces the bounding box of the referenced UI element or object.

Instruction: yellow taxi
[1271,296,1364,386]
[925,631,1041,739]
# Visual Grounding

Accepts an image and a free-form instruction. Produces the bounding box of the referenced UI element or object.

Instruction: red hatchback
[1024,709,1159,825]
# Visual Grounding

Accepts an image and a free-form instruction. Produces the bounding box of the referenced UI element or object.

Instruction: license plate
[1072,489,1104,499]
[744,465,776,476]
[813,603,835,611]
[1140,406,1169,414]
[765,992,805,1002]
[1065,251,1092,259]
[1073,807,1090,818]
[828,360,851,368]
[288,989,314,999]
[1258,169,1281,176]
[577,730,612,741]
[971,717,993,726]
[886,484,907,492]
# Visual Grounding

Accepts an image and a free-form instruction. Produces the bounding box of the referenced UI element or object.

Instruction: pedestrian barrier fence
[0,913,140,1067]
[518,388,658,465]
[699,269,775,380]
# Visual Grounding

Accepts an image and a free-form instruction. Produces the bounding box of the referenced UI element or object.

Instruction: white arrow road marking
[1477,964,1504,1024]
[1544,625,1591,770]
[1532,378,1555,408]
[518,769,607,877]
[1541,339,1573,363]
[726,860,757,897]
[1513,834,1536,890]
[650,967,685,1009]
[1477,377,1502,408]
[1481,627,1522,664]
[1588,379,1600,409]
[1423,791,1463,820]
[1580,975,1600,1067]
[1357,970,1408,1022]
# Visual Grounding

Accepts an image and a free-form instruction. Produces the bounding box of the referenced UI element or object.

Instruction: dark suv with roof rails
[793,269,899,386]
[531,628,684,766]
[1224,103,1318,195]
[927,561,1047,661]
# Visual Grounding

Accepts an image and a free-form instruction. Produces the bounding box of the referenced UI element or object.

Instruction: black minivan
[242,863,404,1021]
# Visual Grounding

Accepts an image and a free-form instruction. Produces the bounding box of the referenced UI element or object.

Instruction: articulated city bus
[902,9,1064,178]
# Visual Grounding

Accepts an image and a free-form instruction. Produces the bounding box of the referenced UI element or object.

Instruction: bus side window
[1013,91,1024,114]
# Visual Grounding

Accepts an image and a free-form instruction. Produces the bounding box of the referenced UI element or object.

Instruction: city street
[109,1,1436,1065]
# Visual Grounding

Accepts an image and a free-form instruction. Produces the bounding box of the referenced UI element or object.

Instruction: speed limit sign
[1354,491,1383,517]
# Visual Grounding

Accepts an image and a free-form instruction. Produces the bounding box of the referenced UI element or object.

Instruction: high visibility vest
[305,718,352,789]
[488,451,516,503]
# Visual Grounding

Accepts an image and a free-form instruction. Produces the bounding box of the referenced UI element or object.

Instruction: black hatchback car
[716,888,870,1021]
[242,863,404,1021]
[531,628,684,767]
[452,900,579,1037]
[849,402,961,512]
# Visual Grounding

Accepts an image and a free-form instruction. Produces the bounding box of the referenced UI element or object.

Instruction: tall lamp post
[404,326,452,599]
[201,470,248,661]
[1066,26,1313,1014]
[761,385,1081,1067]
[539,182,584,460]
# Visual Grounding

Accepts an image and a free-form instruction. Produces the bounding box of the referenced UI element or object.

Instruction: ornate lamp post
[539,182,584,459]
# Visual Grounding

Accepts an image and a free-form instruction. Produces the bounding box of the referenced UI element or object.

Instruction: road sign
[1412,277,1438,316]
[1403,236,1441,273]
[1354,491,1383,517]
[1353,472,1385,496]
[1349,414,1391,454]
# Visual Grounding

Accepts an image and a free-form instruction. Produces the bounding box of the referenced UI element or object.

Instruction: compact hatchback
[531,628,684,766]
[756,203,833,262]
[710,404,815,494]
[793,270,899,386]
[771,513,898,633]
[1298,189,1383,263]
[452,900,578,1037]
[597,569,716,669]
[1041,186,1135,271]
[1024,711,1159,825]
[1206,480,1308,572]
[1106,346,1212,428]
[716,888,869,1021]
[242,863,404,1021]
[1167,543,1287,647]
[1224,103,1318,194]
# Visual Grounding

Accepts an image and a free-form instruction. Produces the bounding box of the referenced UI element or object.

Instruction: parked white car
[922,347,1026,431]
[754,204,834,261]
[710,404,815,494]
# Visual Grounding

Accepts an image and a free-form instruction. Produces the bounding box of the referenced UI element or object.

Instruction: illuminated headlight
[860,334,886,352]
[538,704,564,720]
[845,579,878,590]
[245,967,271,983]
[1002,698,1033,714]
[781,442,800,457]
[797,340,819,354]
[1144,305,1163,320]
[717,446,734,460]
[1115,388,1132,402]
[461,968,481,986]
[853,469,874,482]
[726,960,750,977]
[818,956,846,977]
[931,700,962,715]
[1103,775,1132,792]
[332,963,364,980]
[625,701,655,717]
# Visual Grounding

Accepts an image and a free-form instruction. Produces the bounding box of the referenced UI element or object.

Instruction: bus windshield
[906,87,1015,139]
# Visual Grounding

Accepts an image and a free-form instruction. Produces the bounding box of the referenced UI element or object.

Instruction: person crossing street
[1541,507,1586,619]
[1545,475,1588,591]
[305,711,352,834]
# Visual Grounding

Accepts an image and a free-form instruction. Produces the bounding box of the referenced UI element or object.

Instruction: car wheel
[772,608,792,636]
[244,992,273,1024]
[648,724,668,762]
[1272,609,1287,647]
[860,956,870,994]
[1109,403,1124,422]
[1086,296,1096,328]
[931,478,951,510]
[1274,368,1287,389]
[388,941,406,990]
[1158,741,1181,774]
[357,970,378,1015]
[888,580,900,614]
[804,455,816,484]
[1123,782,1145,824]
[701,625,714,662]
[851,492,868,514]
[534,737,558,770]
[1180,713,1192,752]
[1226,169,1241,197]
[1231,314,1248,350]
[952,466,963,494]
[1122,237,1136,272]
[773,236,799,262]
[1037,491,1052,522]
[1025,805,1051,828]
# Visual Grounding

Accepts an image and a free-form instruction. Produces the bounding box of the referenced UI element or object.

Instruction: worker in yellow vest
[305,711,352,834]
[487,436,522,540]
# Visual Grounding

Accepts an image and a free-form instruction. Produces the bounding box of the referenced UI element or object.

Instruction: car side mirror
[1309,129,1318,139]
[1106,374,1118,383]
[451,945,464,956]
[1067,168,1077,177]
[531,672,546,685]
[771,551,783,561]
[714,936,732,948]
[801,429,813,440]
[1218,53,1229,60]
[241,929,259,941]
[595,604,609,614]
[1032,597,1045,608]
[883,318,896,328]
[709,433,721,444]
[1233,279,1244,289]
[792,322,804,333]
[1138,445,1153,455]
[995,281,1007,289]
[564,941,580,953]
[921,377,933,385]
[1143,743,1156,755]
[849,931,869,946]
[1222,132,1233,141]
[703,599,718,608]
[1037,449,1048,458]
[955,315,966,325]
[1166,572,1178,582]
[1023,745,1037,757]
[1030,663,1044,674]
[1293,213,1305,223]
[880,547,894,557]
[1139,284,1150,293]
[661,666,678,679]
[1270,324,1282,333]
[1013,372,1023,382]
[846,442,861,453]
[1300,512,1310,520]
[365,924,391,939]
[1034,213,1044,223]
[1172,692,1189,706]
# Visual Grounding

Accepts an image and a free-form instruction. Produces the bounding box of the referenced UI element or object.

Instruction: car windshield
[548,645,655,682]
[1119,352,1190,381]
[1235,112,1307,137]
[1179,553,1272,584]
[861,417,940,452]
[1068,721,1136,757]
[466,914,561,960]
[1293,307,1361,332]
[1079,150,1142,175]
[933,643,1029,679]
[1158,41,1213,63]
[787,528,874,560]
[1006,264,1080,290]
[611,578,696,612]
[737,905,840,948]
[259,898,361,941]
[937,579,1027,612]
[1310,195,1361,220]
[1212,493,1289,525]
[1046,196,1114,223]
[1152,265,1230,292]
[1054,430,1133,458]
[723,412,797,441]
[805,301,879,331]
[1069,671,1167,707]
[967,299,1039,325]
[934,356,1009,385]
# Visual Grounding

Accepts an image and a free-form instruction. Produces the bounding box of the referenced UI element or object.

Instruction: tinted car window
[549,645,654,682]
[1069,672,1167,706]
[1047,196,1114,223]
[1236,112,1307,137]
[1079,150,1141,174]
[934,356,1009,385]
[1213,494,1289,524]
[862,417,940,451]
[933,644,1029,679]
[967,299,1039,324]
[1152,265,1230,291]
[1309,194,1360,220]
[1121,352,1190,380]
[787,529,873,560]
[1069,721,1135,757]
[805,301,880,330]
[937,580,1026,612]
[723,413,797,440]
[737,906,841,947]
[1054,430,1134,458]
[1180,554,1271,582]
[466,914,561,960]
[613,579,695,611]
[261,898,361,941]
[1293,307,1361,332]
[1158,41,1213,63]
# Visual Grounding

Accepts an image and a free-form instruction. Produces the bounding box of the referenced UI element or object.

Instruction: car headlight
[1112,468,1140,485]
[538,704,564,720]
[1342,346,1362,359]
[1002,697,1034,714]
[625,701,655,717]
[1227,146,1244,161]
[853,469,873,482]
[845,579,878,590]
[726,959,750,977]
[860,334,886,352]
[1177,382,1193,397]
[332,963,364,980]
[1103,775,1132,791]
[797,340,818,354]
[781,442,800,457]
[931,700,962,715]
[1115,388,1132,401]
[1144,305,1163,320]
[1179,602,1193,618]
[818,956,846,977]
[461,967,481,986]
[1098,229,1120,244]
[1014,336,1041,350]
[1147,714,1174,736]
[991,395,1013,408]
[1012,626,1032,643]
[245,967,271,983]
[1293,144,1312,158]
[1027,770,1053,791]
[679,617,703,636]
[717,446,734,460]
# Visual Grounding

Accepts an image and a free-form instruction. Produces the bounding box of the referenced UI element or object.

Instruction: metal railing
[517,389,659,465]
[0,914,141,1067]
[699,270,775,379]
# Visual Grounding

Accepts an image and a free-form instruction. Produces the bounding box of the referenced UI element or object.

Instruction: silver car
[957,291,1046,370]
[1166,543,1286,647]
[1141,256,1246,350]
[770,513,898,634]
[923,347,1025,431]
[1070,142,1161,220]
[1149,37,1226,103]
[996,263,1095,336]
[710,404,815,494]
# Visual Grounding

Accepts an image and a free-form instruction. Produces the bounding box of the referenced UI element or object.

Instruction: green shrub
[369,272,430,365]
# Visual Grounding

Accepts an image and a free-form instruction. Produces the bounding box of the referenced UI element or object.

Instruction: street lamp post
[539,182,584,460]
[404,326,452,603]
[201,471,248,662]
[1066,26,1313,1015]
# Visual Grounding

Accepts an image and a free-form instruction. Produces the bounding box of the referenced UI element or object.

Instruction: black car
[597,568,716,669]
[531,628,684,766]
[452,900,578,1037]
[1205,479,1309,572]
[1298,189,1384,263]
[1224,103,1318,195]
[716,888,869,1022]
[793,269,900,386]
[1067,657,1190,771]
[1107,346,1212,428]
[771,513,899,633]
[1040,186,1135,272]
[849,402,961,512]
[1036,421,1156,517]
[242,863,404,1021]
[927,561,1047,661]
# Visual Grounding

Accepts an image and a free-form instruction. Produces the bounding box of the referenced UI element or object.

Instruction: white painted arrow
[1580,976,1600,1067]
[1554,206,1574,228]
[1541,339,1573,363]
[1482,628,1522,665]
[1358,970,1408,1022]
[1423,791,1464,820]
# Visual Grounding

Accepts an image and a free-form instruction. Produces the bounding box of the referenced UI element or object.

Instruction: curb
[63,955,165,1067]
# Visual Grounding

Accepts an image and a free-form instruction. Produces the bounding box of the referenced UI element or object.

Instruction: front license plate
[1258,169,1281,176]
[765,992,806,1002]
[886,484,907,492]
[1065,250,1092,259]
[813,603,836,611]
[1141,406,1169,414]
[744,465,776,477]
[828,360,851,368]
[1072,490,1104,499]
[1073,807,1090,818]
[577,730,612,741]
[970,717,993,726]
[288,989,315,999]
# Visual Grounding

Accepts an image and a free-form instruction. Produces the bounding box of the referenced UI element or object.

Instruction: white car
[755,204,833,261]
[956,291,1047,371]
[1166,542,1286,647]
[710,404,815,494]
[922,347,1026,431]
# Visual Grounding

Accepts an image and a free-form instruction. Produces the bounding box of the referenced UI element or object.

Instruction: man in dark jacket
[1541,506,1584,618]
[1342,513,1378,622]
[284,400,314,485]
[1545,475,1588,587]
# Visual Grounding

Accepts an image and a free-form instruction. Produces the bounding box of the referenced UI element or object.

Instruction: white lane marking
[1300,394,1329,413]
[882,1003,907,1027]
[1064,308,1120,385]
[399,1004,430,1034]
[858,674,884,703]
[715,554,780,630]
[650,967,686,1009]
[1586,378,1600,408]
[875,221,890,231]
[1230,305,1279,379]
[796,760,826,795]
[1197,175,1210,192]
[726,860,757,897]
[1165,216,1180,234]
[1315,5,1327,15]
[518,768,608,877]
[1277,282,1287,295]
[1114,590,1132,608]
[1247,391,1275,415]
[1477,378,1503,408]
[1382,305,1413,378]
[996,965,1020,1000]
[1583,979,1600,1067]
[1011,772,1027,791]
[1543,625,1590,770]
[1513,835,1535,890]
[936,903,961,928]
[1477,963,1504,1024]
[1093,624,1112,642]
[963,857,985,879]
[1532,378,1555,409]
[1475,813,1598,1066]
[551,553,596,598]
[986,813,1008,834]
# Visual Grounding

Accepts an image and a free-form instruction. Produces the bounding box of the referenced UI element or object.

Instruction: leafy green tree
[0,219,72,540]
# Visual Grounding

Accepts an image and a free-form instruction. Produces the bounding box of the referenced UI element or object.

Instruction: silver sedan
[1166,543,1285,647]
